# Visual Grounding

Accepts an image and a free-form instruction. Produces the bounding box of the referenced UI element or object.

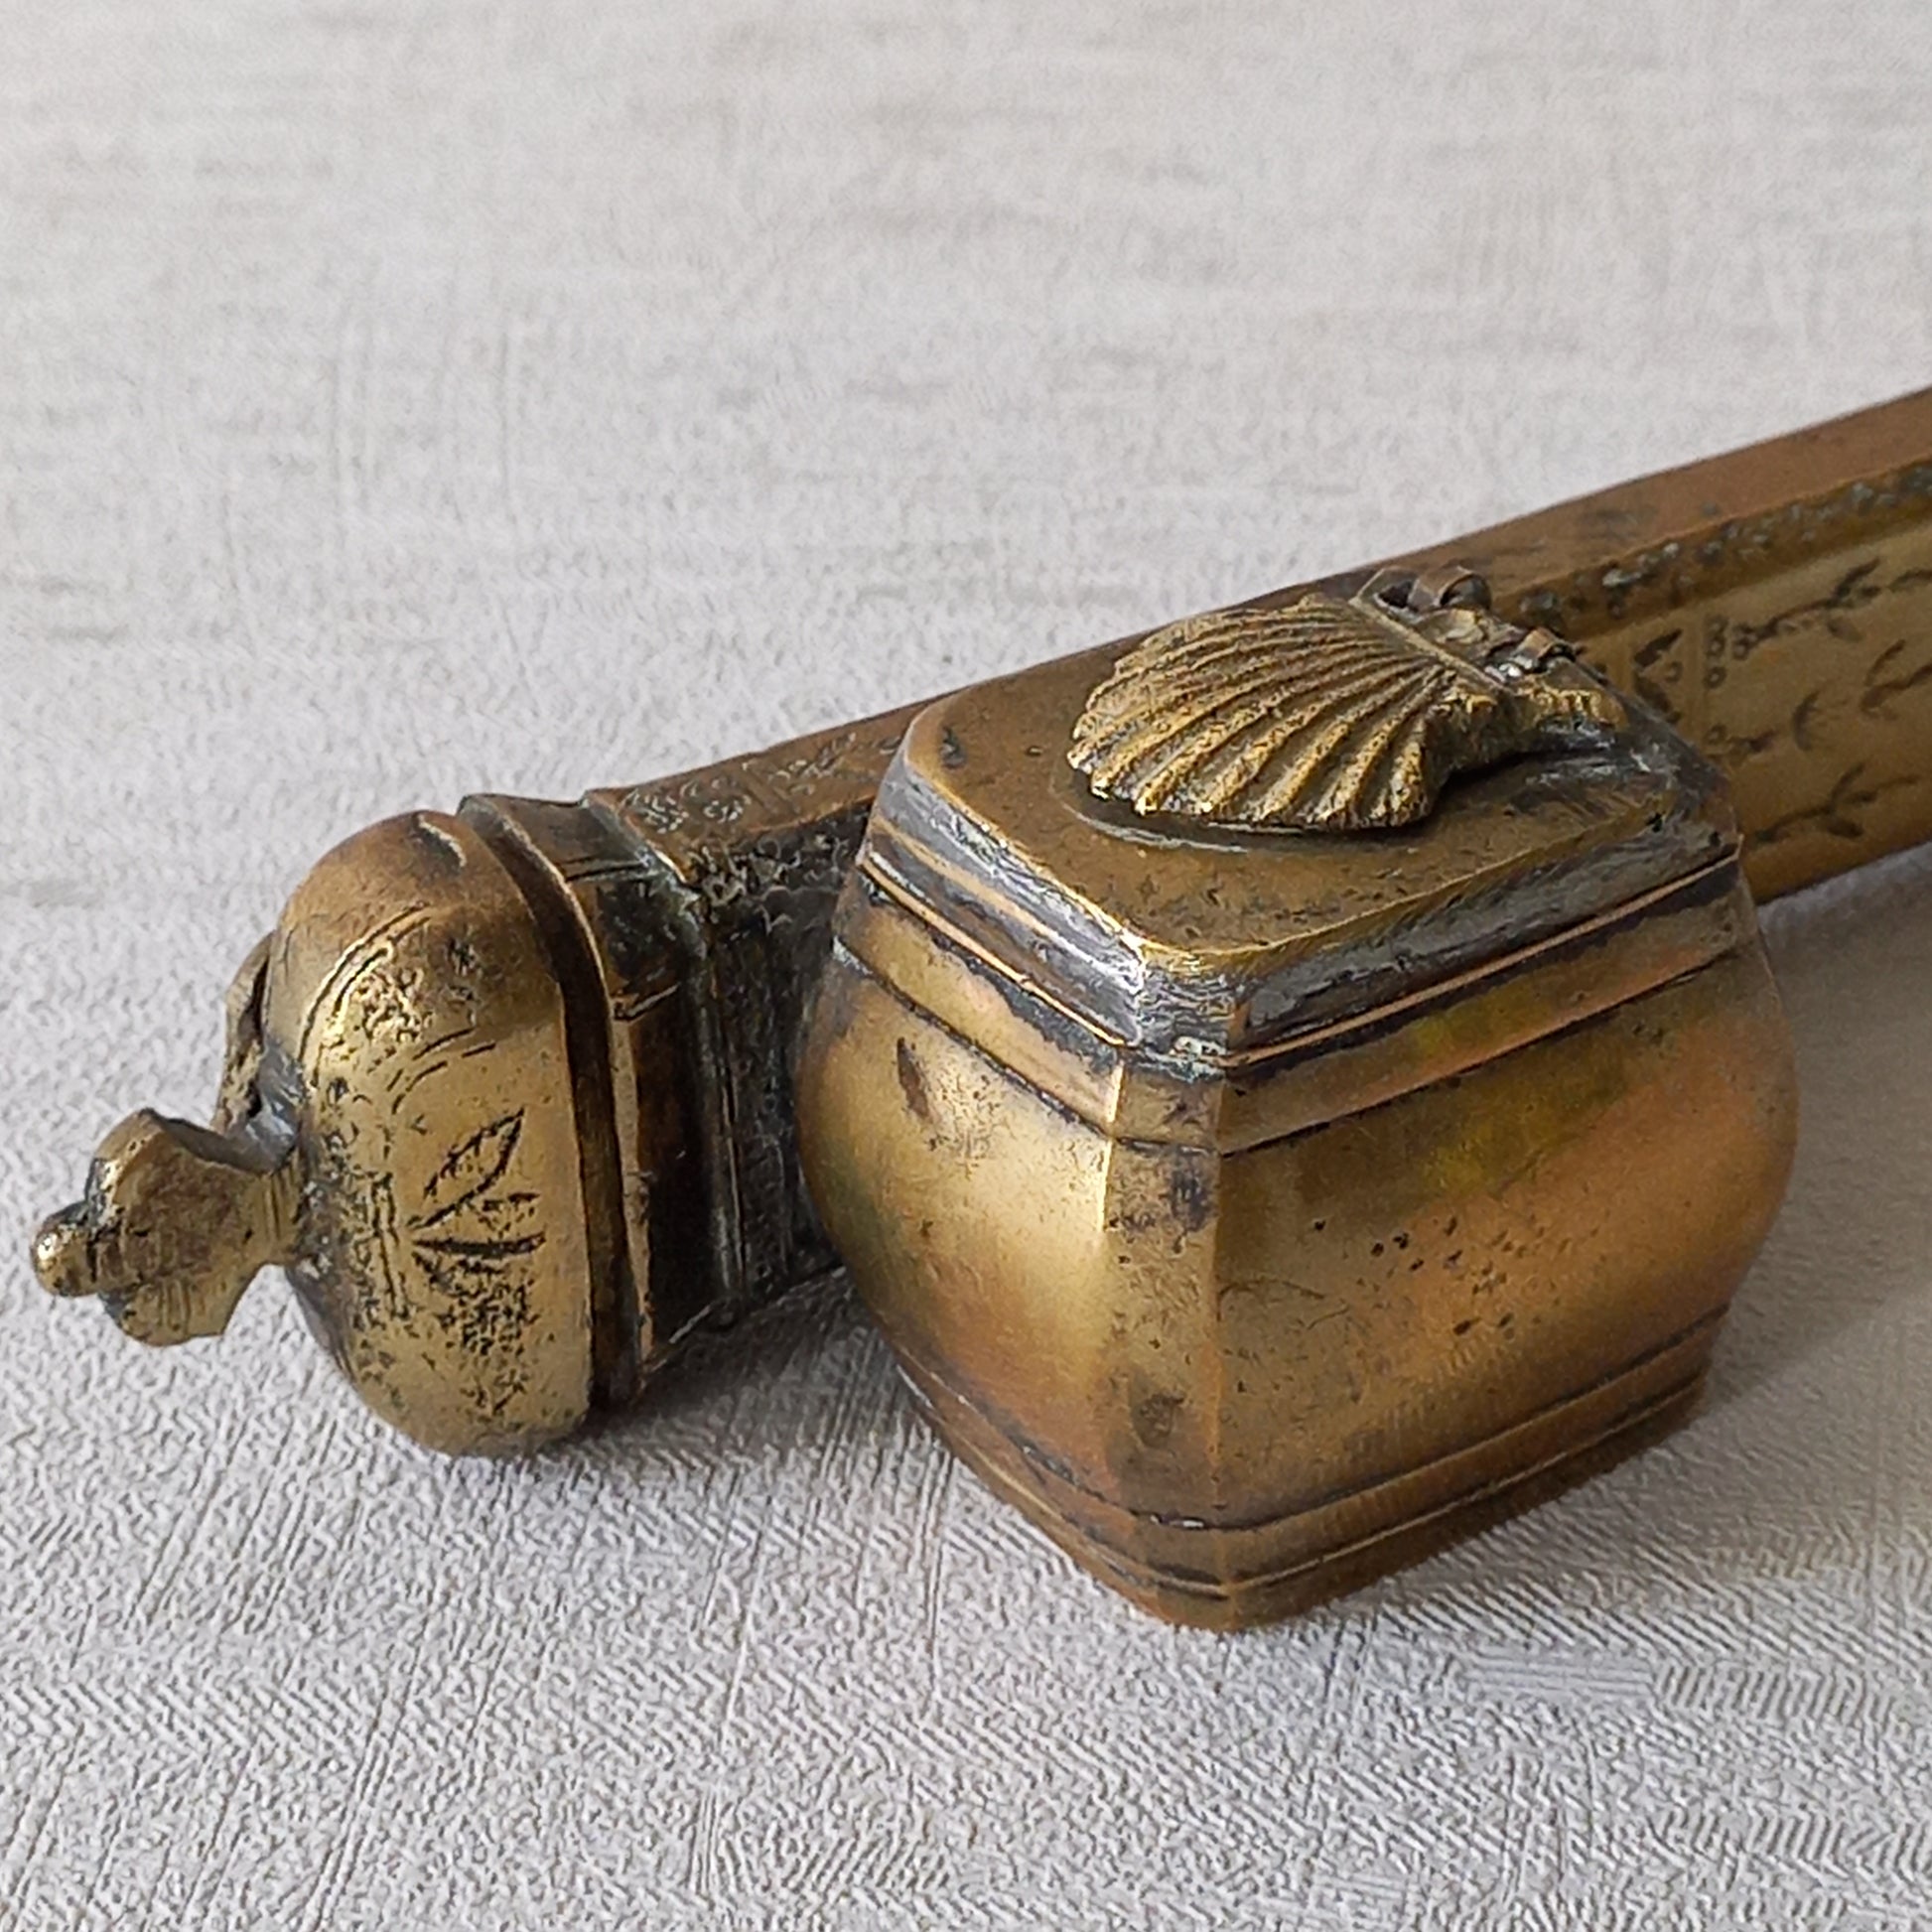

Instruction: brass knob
[34,813,600,1455]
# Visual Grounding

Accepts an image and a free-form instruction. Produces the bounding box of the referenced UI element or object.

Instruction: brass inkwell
[798,569,1792,1625]
[34,390,1932,1625]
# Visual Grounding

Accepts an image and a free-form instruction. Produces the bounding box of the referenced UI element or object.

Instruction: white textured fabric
[4,3,1932,1925]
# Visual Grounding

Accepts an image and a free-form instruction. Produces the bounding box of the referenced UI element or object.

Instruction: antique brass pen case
[33,388,1932,1621]
[796,573,1795,1626]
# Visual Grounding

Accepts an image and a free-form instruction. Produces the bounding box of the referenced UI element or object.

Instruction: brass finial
[31,939,300,1345]
[33,1109,300,1345]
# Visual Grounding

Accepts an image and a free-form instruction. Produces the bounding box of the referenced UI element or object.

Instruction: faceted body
[798,624,1799,1626]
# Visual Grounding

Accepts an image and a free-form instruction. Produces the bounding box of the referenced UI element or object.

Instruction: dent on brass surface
[31,387,1932,1479]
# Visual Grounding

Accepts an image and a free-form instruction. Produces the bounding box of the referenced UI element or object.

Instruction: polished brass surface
[1069,571,1625,832]
[797,608,1798,1626]
[33,387,1932,1495]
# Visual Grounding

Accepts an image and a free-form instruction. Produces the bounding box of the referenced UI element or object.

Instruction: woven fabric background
[4,3,1932,1925]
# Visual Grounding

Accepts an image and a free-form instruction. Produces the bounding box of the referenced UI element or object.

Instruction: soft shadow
[1705,838,1932,1409]
[640,1267,874,1423]
[568,1264,905,1469]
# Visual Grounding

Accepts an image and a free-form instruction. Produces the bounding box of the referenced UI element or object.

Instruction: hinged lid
[851,575,1740,1082]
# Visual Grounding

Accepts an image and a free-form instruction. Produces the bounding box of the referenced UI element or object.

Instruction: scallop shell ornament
[1067,580,1627,833]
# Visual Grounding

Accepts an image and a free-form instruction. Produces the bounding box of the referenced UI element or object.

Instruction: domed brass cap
[34,812,597,1454]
